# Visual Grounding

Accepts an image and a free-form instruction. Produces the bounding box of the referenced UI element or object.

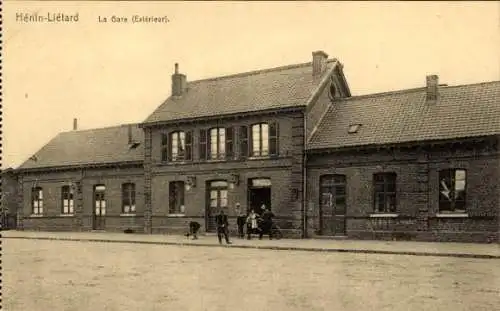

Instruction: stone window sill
[436,213,469,218]
[168,214,185,217]
[369,213,399,218]
[59,214,74,217]
[120,213,137,217]
[29,214,44,218]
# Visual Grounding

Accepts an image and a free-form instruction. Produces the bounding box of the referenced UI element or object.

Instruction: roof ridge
[59,123,140,134]
[338,79,500,101]
[188,59,338,84]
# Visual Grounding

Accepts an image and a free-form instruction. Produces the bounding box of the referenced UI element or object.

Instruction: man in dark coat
[215,209,232,244]
[187,221,201,240]
[235,202,247,239]
[259,206,275,240]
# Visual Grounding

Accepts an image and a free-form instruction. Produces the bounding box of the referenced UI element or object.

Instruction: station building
[12,51,500,242]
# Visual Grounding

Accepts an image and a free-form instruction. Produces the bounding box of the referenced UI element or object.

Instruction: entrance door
[206,181,228,232]
[248,178,271,215]
[93,185,106,230]
[319,175,346,236]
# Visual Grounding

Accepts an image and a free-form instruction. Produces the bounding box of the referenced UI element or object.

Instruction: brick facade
[306,140,499,243]
[19,165,145,233]
[143,111,306,238]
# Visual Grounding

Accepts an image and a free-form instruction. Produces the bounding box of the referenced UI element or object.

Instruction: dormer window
[348,124,361,134]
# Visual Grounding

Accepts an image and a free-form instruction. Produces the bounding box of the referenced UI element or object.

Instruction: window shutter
[226,127,234,159]
[161,133,169,162]
[269,121,279,157]
[199,129,207,160]
[239,126,248,158]
[185,131,193,161]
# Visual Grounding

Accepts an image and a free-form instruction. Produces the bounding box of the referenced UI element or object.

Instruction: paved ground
[3,238,500,311]
[3,230,500,258]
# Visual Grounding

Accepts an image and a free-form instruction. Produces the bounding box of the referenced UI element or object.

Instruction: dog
[185,221,201,240]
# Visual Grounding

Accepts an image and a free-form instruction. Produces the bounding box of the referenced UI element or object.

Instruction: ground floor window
[439,169,466,213]
[122,183,136,213]
[373,173,396,213]
[61,185,74,214]
[169,181,185,214]
[32,187,43,215]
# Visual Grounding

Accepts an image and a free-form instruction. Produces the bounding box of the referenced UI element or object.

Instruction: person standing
[235,203,246,239]
[246,209,259,240]
[259,206,275,240]
[215,209,232,244]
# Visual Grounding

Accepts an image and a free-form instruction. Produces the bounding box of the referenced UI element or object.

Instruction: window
[348,124,361,134]
[61,185,74,214]
[439,169,466,213]
[162,131,192,162]
[251,122,279,157]
[122,183,136,214]
[373,173,397,213]
[169,181,185,214]
[32,187,43,215]
[200,127,232,160]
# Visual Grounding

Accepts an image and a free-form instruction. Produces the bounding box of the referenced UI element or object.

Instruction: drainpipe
[302,110,308,238]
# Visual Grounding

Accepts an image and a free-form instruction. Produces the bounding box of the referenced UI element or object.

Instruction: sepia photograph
[2,1,499,310]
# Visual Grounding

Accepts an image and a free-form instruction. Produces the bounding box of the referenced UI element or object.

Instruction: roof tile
[308,81,500,150]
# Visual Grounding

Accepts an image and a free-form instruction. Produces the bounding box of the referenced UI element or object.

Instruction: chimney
[426,75,439,102]
[171,63,187,97]
[127,124,133,144]
[312,50,329,77]
[73,118,78,131]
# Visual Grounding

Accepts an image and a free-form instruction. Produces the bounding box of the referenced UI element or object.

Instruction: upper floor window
[439,169,466,213]
[248,122,279,157]
[200,127,234,160]
[61,185,74,214]
[32,187,43,215]
[161,131,192,162]
[122,183,136,214]
[169,181,185,214]
[373,173,396,213]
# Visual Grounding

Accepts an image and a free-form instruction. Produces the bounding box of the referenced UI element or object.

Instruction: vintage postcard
[2,1,499,310]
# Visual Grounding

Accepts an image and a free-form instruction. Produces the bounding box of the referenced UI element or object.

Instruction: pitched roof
[142,60,341,125]
[308,81,500,150]
[18,124,144,170]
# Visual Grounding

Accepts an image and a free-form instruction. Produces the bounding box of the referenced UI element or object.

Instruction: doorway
[248,178,272,215]
[206,180,228,232]
[93,185,106,230]
[319,175,346,236]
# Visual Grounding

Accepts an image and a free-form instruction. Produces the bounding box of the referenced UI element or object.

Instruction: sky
[3,1,499,169]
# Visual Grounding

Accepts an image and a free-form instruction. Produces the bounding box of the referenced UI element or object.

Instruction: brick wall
[20,165,145,233]
[144,110,305,238]
[306,142,499,243]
